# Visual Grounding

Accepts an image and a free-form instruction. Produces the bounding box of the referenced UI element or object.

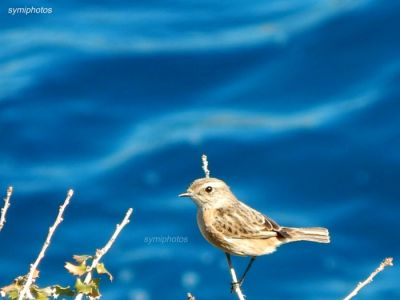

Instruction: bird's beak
[179,191,192,198]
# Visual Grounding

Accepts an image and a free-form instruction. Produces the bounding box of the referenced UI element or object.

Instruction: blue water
[0,0,399,299]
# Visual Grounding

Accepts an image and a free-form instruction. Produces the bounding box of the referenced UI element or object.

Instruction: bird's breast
[196,209,243,255]
[197,209,224,245]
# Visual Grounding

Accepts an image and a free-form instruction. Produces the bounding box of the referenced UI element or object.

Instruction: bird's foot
[230,280,243,293]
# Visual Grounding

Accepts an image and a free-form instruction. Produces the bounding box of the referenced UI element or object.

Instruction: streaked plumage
[181,177,330,257]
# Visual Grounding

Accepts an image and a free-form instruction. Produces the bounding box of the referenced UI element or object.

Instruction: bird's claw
[230,280,243,293]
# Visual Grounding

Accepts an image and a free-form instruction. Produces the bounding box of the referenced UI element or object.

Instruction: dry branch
[201,154,210,178]
[343,257,394,300]
[0,186,13,232]
[74,207,133,300]
[225,254,245,300]
[201,156,245,299]
[18,189,74,300]
[187,292,196,300]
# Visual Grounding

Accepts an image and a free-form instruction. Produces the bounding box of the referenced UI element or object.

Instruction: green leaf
[75,278,102,299]
[91,278,100,290]
[53,285,75,297]
[35,292,49,300]
[1,283,17,294]
[1,282,20,300]
[75,278,92,295]
[5,288,19,300]
[95,263,113,281]
[88,278,101,298]
[65,262,87,276]
[30,285,51,300]
[13,276,26,287]
[73,255,92,264]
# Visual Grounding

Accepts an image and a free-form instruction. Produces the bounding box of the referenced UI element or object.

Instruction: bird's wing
[212,202,282,239]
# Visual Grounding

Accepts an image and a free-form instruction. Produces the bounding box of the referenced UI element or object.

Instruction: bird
[179,177,330,289]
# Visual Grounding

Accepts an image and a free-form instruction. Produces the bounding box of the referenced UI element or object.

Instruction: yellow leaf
[95,263,113,281]
[73,255,92,264]
[65,262,87,276]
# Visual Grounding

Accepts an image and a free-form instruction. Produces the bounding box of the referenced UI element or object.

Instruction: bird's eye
[205,186,213,193]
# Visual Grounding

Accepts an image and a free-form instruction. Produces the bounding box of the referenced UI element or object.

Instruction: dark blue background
[0,0,399,299]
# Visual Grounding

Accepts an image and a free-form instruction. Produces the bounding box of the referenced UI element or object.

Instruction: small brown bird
[180,177,330,287]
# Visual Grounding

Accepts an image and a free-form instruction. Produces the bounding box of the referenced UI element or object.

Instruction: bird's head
[179,177,234,209]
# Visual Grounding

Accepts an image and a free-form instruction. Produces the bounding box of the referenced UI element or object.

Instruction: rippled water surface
[0,1,399,299]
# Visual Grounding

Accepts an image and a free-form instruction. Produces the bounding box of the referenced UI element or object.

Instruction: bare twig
[202,154,210,178]
[226,254,245,300]
[18,189,74,300]
[0,186,13,232]
[202,156,244,299]
[187,292,196,300]
[343,257,394,300]
[74,208,133,300]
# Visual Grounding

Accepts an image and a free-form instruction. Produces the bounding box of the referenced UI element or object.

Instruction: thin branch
[201,154,210,178]
[0,186,13,232]
[74,208,133,300]
[343,257,394,300]
[225,254,245,300]
[18,189,74,300]
[187,292,196,300]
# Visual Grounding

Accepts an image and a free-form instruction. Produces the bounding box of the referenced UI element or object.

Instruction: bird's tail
[280,227,330,243]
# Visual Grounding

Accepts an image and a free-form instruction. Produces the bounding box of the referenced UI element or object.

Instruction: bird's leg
[238,257,256,286]
[225,253,241,293]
